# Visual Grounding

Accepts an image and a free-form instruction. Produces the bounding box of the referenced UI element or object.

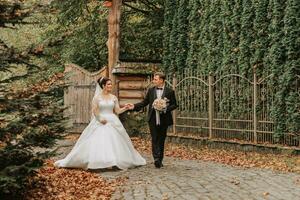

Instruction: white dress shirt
[156,85,165,99]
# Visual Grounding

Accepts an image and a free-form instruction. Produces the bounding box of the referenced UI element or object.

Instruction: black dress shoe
[154,160,161,168]
[112,166,120,170]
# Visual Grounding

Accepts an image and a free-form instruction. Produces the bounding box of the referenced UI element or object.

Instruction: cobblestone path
[55,139,300,200]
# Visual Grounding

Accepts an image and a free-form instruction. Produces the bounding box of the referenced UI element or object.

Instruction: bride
[54,77,146,170]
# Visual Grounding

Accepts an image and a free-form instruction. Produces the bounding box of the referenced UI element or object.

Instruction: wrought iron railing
[165,69,300,147]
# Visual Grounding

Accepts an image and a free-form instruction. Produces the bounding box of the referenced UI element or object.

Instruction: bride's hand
[125,103,134,110]
[100,119,107,124]
[124,104,130,110]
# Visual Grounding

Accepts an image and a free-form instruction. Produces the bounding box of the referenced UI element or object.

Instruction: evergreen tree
[168,0,179,73]
[0,1,66,199]
[206,0,223,74]
[252,0,270,77]
[220,0,235,74]
[268,0,287,138]
[281,0,300,134]
[231,0,242,74]
[197,0,211,74]
[163,0,299,141]
[186,0,202,70]
[238,0,255,77]
[175,0,190,72]
[163,0,177,72]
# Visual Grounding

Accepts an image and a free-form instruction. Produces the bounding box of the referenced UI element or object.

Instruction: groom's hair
[154,72,166,81]
[97,77,111,89]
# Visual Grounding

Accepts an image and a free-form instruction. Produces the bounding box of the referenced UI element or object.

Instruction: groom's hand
[125,103,134,110]
[124,104,131,110]
[128,103,134,110]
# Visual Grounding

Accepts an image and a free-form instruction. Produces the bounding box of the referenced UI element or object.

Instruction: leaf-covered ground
[25,135,300,199]
[131,137,300,173]
[25,160,126,200]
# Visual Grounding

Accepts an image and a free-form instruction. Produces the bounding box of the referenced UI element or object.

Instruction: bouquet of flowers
[153,97,169,113]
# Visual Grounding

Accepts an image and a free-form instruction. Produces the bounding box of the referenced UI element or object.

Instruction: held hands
[124,103,134,110]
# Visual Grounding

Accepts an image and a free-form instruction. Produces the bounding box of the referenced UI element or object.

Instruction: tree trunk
[107,0,122,94]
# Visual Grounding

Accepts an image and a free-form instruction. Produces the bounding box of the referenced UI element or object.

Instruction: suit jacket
[134,86,177,126]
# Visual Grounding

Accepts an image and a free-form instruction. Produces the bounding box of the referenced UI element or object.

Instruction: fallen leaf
[263,192,269,196]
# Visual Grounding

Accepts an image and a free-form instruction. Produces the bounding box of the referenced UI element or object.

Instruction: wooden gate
[64,64,107,132]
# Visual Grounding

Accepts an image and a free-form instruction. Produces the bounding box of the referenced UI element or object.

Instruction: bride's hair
[97,77,111,89]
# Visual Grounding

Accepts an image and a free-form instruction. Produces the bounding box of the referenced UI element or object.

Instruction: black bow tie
[156,87,163,90]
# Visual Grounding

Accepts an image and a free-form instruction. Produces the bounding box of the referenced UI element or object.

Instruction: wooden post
[172,73,177,135]
[208,74,214,139]
[253,70,258,143]
[107,0,122,94]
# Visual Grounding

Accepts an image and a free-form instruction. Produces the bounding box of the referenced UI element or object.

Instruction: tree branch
[123,2,150,16]
[139,0,161,11]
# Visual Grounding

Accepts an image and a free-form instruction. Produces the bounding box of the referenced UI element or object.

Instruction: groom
[128,72,177,168]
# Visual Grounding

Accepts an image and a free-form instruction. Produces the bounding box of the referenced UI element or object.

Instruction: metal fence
[166,69,300,147]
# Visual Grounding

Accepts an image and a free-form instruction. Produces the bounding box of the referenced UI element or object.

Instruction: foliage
[0,1,67,199]
[46,0,165,71]
[174,0,190,73]
[186,0,202,70]
[119,112,148,137]
[45,0,108,71]
[0,0,30,27]
[276,0,300,135]
[0,75,66,200]
[120,0,164,62]
[163,0,177,71]
[163,0,300,138]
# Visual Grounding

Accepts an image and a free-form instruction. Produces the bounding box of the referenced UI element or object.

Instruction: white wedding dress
[54,93,146,170]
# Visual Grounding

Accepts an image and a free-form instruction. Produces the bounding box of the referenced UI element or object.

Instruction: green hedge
[163,0,300,138]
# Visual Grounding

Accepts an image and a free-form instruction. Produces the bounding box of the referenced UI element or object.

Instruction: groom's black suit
[134,86,177,167]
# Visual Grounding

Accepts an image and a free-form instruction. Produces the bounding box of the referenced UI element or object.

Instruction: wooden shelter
[113,61,160,105]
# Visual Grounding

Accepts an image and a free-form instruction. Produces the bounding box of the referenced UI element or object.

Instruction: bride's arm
[113,95,128,114]
[92,96,106,123]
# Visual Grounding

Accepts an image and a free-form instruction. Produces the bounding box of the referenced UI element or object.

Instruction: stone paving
[55,139,300,200]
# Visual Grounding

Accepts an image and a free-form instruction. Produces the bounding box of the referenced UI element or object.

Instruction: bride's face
[104,80,113,92]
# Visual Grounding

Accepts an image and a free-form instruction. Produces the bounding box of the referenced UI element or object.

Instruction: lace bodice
[92,94,125,120]
[98,98,115,115]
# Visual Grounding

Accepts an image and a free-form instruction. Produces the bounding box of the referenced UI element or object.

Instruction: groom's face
[153,75,164,87]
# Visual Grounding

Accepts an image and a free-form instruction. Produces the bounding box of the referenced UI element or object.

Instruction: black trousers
[148,115,168,163]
